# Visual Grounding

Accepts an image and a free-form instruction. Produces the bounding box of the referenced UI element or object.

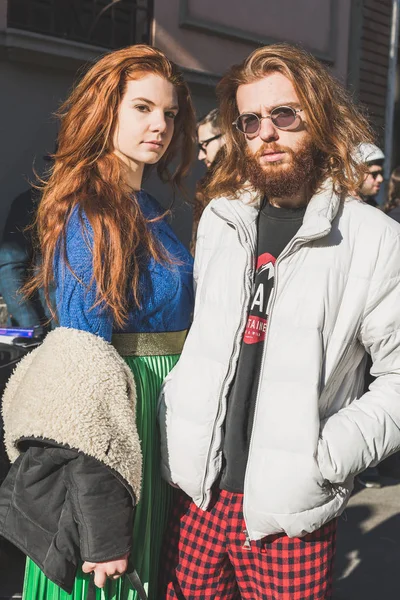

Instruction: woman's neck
[114,150,144,191]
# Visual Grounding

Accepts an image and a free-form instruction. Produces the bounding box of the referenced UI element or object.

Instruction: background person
[355,141,386,489]
[0,151,58,331]
[190,109,226,255]
[0,188,45,328]
[374,165,400,483]
[357,142,385,207]
[197,108,224,168]
[383,166,400,221]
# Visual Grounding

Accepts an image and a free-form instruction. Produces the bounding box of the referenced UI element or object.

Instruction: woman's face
[113,74,178,169]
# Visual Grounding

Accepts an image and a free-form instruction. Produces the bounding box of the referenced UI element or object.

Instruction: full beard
[244,138,322,199]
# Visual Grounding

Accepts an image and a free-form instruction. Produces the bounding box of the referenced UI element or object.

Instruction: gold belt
[112,330,188,357]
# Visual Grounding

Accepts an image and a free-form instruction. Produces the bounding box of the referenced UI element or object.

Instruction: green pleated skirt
[23,352,180,600]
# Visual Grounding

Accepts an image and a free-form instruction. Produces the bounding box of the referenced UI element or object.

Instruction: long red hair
[30,45,196,328]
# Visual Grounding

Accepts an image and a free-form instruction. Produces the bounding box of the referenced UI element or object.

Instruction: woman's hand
[82,552,129,588]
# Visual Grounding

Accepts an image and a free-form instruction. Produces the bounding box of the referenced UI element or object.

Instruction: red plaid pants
[160,488,336,600]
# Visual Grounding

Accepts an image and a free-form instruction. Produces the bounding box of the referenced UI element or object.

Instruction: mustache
[252,143,295,160]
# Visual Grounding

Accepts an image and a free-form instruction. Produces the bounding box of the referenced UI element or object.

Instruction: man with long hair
[159,44,400,599]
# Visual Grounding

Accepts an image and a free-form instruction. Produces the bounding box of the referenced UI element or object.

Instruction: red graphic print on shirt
[243,252,276,345]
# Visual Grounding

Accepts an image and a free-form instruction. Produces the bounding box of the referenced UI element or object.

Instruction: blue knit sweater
[55,191,194,342]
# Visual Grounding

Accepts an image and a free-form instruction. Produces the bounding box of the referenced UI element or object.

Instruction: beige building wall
[153,0,352,82]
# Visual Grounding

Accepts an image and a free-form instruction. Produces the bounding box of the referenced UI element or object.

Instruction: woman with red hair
[0,45,196,600]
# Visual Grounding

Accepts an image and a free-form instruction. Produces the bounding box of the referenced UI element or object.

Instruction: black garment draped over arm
[0,442,134,592]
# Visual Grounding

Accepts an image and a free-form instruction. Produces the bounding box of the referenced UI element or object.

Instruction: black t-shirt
[220,201,306,493]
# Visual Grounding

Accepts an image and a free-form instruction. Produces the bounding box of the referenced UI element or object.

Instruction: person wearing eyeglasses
[356,165,400,489]
[190,109,226,255]
[357,142,385,207]
[353,142,387,490]
[197,108,224,168]
[159,43,400,600]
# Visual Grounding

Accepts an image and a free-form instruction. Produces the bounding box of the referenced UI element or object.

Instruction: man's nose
[198,147,206,161]
[259,117,279,142]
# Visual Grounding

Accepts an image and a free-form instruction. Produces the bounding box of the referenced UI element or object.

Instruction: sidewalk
[334,477,400,600]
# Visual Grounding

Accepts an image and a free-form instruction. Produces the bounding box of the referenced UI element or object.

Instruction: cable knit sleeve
[55,207,113,341]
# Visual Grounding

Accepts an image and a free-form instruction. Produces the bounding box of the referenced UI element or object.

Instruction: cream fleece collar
[2,327,142,501]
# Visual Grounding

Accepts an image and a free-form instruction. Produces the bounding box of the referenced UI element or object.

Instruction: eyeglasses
[233,106,303,135]
[369,170,383,180]
[198,134,222,153]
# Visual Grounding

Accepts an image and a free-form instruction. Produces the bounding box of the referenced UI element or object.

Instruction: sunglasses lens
[271,107,297,128]
[237,114,260,134]
[235,107,300,133]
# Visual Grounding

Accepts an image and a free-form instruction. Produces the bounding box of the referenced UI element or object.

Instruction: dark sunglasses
[198,134,222,153]
[233,106,303,135]
[369,170,383,180]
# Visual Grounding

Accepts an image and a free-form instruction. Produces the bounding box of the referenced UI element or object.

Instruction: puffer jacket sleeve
[318,230,400,484]
[193,204,214,299]
[66,453,134,563]
[193,206,208,290]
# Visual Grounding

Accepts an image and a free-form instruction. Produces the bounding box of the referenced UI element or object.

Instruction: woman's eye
[135,104,149,112]
[165,111,177,120]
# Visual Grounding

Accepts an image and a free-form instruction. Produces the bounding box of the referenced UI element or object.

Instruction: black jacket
[0,438,134,593]
[0,327,143,596]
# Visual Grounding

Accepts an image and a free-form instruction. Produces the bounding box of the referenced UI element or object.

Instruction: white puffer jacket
[159,181,400,539]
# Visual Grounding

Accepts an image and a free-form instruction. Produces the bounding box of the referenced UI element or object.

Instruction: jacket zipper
[242,230,331,536]
[199,212,254,509]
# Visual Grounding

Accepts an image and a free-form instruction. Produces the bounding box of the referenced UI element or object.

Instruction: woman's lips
[143,141,163,149]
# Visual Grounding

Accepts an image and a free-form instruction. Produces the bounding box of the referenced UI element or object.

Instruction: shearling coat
[0,327,142,593]
[159,180,400,540]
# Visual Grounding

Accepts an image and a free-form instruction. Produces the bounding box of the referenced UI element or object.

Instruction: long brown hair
[383,166,400,213]
[31,45,196,327]
[204,43,374,201]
